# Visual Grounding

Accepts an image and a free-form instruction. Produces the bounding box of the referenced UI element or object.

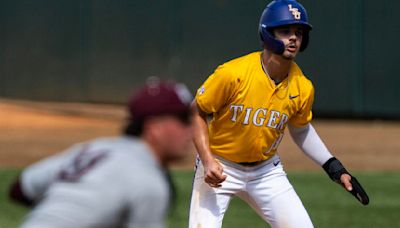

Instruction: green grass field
[1,169,399,228]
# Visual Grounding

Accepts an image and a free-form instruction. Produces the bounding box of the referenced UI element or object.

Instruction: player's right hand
[203,159,227,188]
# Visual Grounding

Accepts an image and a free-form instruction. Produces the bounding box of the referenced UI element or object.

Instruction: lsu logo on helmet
[288,4,301,20]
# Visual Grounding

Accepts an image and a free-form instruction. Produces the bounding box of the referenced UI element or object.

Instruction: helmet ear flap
[259,26,285,55]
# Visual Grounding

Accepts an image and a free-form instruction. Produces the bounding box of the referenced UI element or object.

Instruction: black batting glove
[322,157,370,205]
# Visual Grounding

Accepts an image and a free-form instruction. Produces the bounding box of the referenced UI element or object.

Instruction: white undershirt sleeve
[288,123,333,166]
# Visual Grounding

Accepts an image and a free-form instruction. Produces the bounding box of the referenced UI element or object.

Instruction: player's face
[156,115,194,163]
[273,25,304,59]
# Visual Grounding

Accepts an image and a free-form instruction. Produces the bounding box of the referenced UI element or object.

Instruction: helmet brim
[265,20,312,31]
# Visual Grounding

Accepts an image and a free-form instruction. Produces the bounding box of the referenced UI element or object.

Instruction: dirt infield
[1,98,399,170]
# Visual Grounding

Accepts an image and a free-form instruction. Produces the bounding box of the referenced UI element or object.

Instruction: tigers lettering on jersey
[196,51,314,163]
[229,105,289,130]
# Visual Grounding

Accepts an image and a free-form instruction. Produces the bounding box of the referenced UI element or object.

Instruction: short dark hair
[123,119,143,136]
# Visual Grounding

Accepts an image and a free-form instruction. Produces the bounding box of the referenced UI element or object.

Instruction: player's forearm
[288,123,333,166]
[191,102,214,165]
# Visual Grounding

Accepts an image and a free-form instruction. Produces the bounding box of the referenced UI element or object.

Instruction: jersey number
[58,146,108,182]
[264,133,284,155]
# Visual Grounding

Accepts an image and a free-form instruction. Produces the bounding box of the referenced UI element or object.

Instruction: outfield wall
[0,0,399,118]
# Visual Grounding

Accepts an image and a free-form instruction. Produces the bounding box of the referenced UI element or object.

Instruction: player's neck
[262,49,292,84]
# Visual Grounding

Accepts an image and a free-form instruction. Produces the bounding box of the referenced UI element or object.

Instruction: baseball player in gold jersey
[189,0,369,227]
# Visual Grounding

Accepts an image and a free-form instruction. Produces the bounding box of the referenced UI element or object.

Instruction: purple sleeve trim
[9,177,34,207]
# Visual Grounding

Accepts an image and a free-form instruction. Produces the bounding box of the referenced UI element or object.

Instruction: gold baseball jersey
[196,51,314,163]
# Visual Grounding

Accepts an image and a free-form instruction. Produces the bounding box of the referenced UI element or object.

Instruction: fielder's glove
[322,157,369,205]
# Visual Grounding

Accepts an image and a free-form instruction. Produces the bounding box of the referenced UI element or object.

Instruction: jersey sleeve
[289,82,315,127]
[195,64,237,114]
[20,144,83,201]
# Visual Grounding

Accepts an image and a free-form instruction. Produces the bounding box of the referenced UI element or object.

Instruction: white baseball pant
[188,155,313,228]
